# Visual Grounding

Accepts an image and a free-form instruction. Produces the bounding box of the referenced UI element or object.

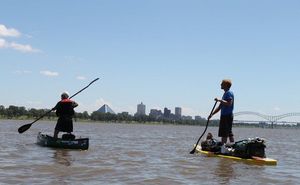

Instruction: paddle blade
[18,123,32,134]
[190,147,196,154]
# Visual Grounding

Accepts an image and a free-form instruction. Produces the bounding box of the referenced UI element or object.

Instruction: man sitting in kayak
[52,92,78,139]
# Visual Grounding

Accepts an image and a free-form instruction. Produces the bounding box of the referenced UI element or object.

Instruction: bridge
[233,111,300,128]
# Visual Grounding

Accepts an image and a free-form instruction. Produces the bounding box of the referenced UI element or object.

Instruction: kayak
[194,144,277,165]
[36,132,89,150]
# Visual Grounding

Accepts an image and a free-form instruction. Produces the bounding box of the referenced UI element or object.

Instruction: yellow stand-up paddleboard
[194,144,277,166]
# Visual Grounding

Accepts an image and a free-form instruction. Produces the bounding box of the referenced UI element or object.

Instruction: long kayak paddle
[18,78,99,134]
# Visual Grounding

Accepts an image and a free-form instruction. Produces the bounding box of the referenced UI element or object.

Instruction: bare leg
[229,136,234,143]
[221,137,227,144]
[229,133,234,143]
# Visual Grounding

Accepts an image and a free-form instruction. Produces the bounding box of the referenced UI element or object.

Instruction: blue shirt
[221,90,234,116]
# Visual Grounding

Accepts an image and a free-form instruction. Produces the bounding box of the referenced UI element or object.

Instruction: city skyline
[1,1,300,122]
[94,102,300,125]
[99,102,193,118]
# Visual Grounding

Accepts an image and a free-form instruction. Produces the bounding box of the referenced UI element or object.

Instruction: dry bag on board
[233,137,266,158]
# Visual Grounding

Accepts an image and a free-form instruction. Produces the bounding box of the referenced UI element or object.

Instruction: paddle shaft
[31,78,99,124]
[18,78,99,133]
[69,78,99,99]
[190,100,218,154]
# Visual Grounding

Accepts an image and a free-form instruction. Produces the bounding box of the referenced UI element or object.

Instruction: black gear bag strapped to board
[233,137,266,158]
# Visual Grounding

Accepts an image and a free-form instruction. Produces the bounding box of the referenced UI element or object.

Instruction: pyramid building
[97,104,115,114]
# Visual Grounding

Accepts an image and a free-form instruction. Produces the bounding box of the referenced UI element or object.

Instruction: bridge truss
[234,111,300,127]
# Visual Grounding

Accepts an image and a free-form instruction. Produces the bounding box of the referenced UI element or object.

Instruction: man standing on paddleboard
[208,79,234,145]
[52,92,78,139]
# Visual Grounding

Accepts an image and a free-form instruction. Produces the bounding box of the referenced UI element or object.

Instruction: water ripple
[0,121,299,185]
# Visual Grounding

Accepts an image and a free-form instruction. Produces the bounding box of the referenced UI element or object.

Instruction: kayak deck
[194,144,277,165]
[37,132,89,150]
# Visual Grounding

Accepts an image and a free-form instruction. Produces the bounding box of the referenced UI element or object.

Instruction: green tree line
[0,105,89,120]
[0,105,218,126]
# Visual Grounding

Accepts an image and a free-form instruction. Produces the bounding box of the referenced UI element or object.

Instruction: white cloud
[40,70,59,77]
[76,76,86,80]
[0,38,6,47]
[0,24,21,37]
[95,98,112,108]
[0,24,40,53]
[10,42,40,53]
[0,38,40,53]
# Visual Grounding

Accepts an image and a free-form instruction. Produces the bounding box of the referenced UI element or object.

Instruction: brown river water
[0,120,299,185]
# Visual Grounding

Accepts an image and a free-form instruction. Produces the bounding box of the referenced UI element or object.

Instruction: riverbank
[2,117,299,129]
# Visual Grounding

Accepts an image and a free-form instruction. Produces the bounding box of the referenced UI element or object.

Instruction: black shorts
[218,114,233,137]
[55,117,73,133]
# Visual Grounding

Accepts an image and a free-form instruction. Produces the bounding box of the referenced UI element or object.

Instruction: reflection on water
[214,159,235,185]
[52,150,72,166]
[0,121,299,185]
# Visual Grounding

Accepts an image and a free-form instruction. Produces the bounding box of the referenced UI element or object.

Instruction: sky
[1,0,300,122]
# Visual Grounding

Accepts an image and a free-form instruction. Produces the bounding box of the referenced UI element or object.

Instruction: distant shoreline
[1,117,298,129]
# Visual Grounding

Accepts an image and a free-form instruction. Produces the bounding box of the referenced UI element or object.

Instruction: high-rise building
[136,102,146,116]
[175,107,182,118]
[195,116,203,121]
[149,109,163,119]
[164,107,171,118]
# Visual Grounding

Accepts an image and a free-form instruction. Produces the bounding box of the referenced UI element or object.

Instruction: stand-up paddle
[18,78,99,134]
[190,100,218,154]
